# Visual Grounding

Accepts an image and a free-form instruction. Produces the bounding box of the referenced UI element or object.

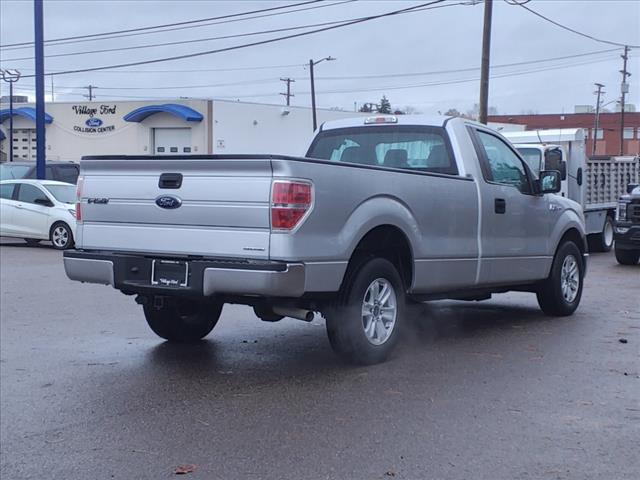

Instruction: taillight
[271,180,312,231]
[75,176,84,222]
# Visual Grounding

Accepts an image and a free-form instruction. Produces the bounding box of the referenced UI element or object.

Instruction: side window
[475,130,530,193]
[17,184,46,204]
[55,165,79,184]
[0,184,15,200]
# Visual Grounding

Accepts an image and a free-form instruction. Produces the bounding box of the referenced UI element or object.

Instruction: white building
[0,99,363,162]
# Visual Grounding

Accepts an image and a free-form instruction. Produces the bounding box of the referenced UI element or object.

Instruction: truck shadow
[141,299,556,380]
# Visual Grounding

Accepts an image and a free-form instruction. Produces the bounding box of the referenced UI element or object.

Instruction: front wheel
[537,242,584,316]
[615,247,640,265]
[50,222,74,250]
[143,299,223,342]
[325,257,405,365]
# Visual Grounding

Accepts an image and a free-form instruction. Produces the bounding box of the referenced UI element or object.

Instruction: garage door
[153,128,192,155]
[13,129,37,161]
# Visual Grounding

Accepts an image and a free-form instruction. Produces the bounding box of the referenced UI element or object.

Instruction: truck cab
[614,183,640,265]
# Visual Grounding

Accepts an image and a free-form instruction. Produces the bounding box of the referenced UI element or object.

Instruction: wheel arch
[341,224,415,292]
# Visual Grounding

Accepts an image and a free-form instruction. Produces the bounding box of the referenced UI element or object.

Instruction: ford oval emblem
[86,117,103,127]
[155,195,182,209]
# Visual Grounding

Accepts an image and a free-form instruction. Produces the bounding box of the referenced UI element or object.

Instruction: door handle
[494,198,506,214]
[15,204,24,209]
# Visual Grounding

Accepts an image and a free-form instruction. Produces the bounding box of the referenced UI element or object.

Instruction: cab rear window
[306,126,458,175]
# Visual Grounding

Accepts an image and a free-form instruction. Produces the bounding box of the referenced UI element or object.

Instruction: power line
[15,1,451,78]
[7,51,621,100]
[509,1,640,49]
[11,47,623,91]
[315,48,621,80]
[3,63,307,75]
[0,0,324,49]
[1,6,430,63]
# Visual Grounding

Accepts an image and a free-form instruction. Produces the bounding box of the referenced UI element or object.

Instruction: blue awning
[123,103,203,123]
[0,107,54,124]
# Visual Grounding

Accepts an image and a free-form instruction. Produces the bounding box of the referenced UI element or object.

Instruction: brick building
[488,112,640,156]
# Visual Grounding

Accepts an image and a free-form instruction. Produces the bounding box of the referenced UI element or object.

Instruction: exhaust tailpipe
[272,307,315,322]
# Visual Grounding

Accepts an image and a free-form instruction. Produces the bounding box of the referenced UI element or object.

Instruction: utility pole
[478,0,493,124]
[592,82,605,156]
[34,0,46,180]
[83,84,97,101]
[1,69,21,162]
[50,74,54,102]
[619,46,630,155]
[279,77,295,106]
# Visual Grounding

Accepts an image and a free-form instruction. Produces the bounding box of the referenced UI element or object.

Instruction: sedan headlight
[616,202,628,221]
[68,208,77,218]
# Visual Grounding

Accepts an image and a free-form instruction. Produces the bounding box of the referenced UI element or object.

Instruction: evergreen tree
[379,96,392,114]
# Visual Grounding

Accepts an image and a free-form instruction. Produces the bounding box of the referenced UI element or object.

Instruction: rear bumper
[63,250,306,297]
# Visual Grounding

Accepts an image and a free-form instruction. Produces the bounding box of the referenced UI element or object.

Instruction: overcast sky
[1,0,639,115]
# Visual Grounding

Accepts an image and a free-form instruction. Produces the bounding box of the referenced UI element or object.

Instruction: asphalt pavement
[1,239,639,480]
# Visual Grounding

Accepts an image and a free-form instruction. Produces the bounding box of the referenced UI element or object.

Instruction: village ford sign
[155,195,182,209]
[72,104,116,133]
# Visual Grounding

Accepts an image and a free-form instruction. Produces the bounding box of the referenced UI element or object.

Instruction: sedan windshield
[0,164,31,180]
[44,184,76,204]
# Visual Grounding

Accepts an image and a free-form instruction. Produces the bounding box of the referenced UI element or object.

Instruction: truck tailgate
[78,157,272,259]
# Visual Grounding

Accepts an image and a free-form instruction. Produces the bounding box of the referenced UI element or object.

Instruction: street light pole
[309,56,335,131]
[1,69,21,162]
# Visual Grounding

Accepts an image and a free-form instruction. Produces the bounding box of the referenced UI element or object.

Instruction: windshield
[516,148,542,176]
[0,164,31,180]
[306,126,458,175]
[43,184,76,204]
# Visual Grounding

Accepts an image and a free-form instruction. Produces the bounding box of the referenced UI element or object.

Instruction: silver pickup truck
[64,115,588,364]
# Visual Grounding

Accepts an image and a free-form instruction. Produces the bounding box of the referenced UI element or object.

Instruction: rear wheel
[614,247,640,265]
[143,299,223,342]
[50,222,74,250]
[537,241,584,316]
[589,216,614,252]
[325,257,405,365]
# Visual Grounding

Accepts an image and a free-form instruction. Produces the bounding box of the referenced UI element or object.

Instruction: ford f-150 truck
[63,115,588,364]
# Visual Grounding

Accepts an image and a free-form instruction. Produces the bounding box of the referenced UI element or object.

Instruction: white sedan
[0,179,77,250]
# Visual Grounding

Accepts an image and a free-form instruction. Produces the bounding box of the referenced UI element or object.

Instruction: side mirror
[34,197,54,207]
[558,161,567,181]
[627,183,639,194]
[538,170,561,194]
[544,148,566,180]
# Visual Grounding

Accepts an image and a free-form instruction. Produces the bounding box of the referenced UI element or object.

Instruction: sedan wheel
[50,222,74,250]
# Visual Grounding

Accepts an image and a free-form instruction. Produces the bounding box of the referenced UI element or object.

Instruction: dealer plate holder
[151,259,189,287]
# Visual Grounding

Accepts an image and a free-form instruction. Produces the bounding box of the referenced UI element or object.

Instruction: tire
[50,222,74,250]
[537,241,584,316]
[143,299,223,342]
[614,247,640,265]
[24,238,41,246]
[589,216,614,253]
[325,257,406,365]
